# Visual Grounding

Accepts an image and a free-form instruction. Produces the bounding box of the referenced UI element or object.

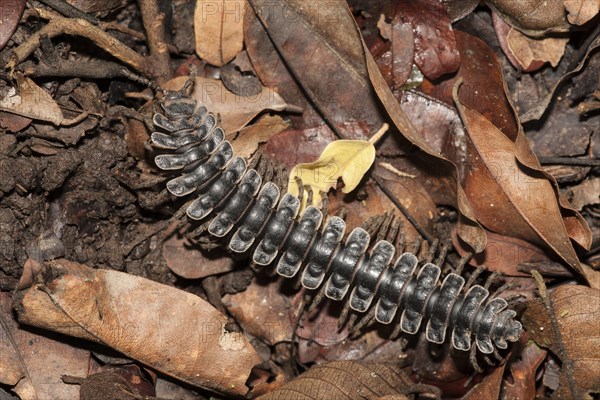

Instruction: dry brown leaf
[194,0,245,66]
[0,0,25,50]
[521,35,600,122]
[163,76,289,133]
[506,28,569,70]
[502,340,548,400]
[228,114,290,159]
[162,230,235,279]
[0,76,63,125]
[523,285,600,398]
[486,0,569,34]
[246,0,386,135]
[566,177,600,211]
[0,292,90,399]
[395,0,460,80]
[16,259,260,397]
[453,229,552,276]
[563,0,600,25]
[455,97,585,274]
[460,364,505,399]
[222,278,294,345]
[258,361,440,400]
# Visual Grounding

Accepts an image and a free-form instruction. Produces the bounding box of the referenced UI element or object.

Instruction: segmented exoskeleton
[150,84,522,360]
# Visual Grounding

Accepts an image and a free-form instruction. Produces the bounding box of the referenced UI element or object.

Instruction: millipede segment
[151,88,522,355]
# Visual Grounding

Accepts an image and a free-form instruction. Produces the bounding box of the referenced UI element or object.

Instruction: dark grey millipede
[150,83,523,364]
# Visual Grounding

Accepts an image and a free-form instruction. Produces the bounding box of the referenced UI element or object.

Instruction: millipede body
[150,87,522,356]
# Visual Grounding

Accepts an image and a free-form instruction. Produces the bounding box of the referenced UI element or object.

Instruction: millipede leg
[335,207,347,220]
[465,265,486,290]
[455,252,473,276]
[320,191,329,216]
[469,345,484,373]
[409,237,423,256]
[305,185,314,206]
[387,215,400,243]
[483,271,501,290]
[375,212,394,243]
[294,177,304,204]
[434,242,450,267]
[425,239,439,263]
[351,307,376,335]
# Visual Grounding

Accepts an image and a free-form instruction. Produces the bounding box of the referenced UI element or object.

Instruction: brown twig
[6,7,151,78]
[36,0,98,25]
[538,157,600,167]
[137,0,171,84]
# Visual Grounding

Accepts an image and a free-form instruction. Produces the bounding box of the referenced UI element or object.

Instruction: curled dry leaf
[485,0,569,34]
[563,0,600,25]
[506,28,569,71]
[523,285,600,398]
[228,114,290,159]
[287,139,376,209]
[257,361,440,400]
[0,0,25,50]
[163,76,289,133]
[520,35,600,122]
[194,0,245,66]
[15,259,260,397]
[454,96,586,274]
[0,292,90,400]
[0,76,64,125]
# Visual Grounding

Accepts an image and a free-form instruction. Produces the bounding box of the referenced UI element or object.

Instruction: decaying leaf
[485,0,569,34]
[395,0,460,80]
[454,95,585,274]
[460,364,505,399]
[194,0,245,66]
[15,259,260,397]
[506,28,568,70]
[0,0,25,50]
[563,0,600,25]
[523,284,600,398]
[257,361,440,400]
[502,340,548,400]
[163,76,289,133]
[288,139,376,208]
[228,114,290,159]
[0,292,90,400]
[222,278,294,346]
[0,76,63,125]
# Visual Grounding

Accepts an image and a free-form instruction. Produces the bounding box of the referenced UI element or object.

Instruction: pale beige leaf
[563,0,600,25]
[288,140,376,209]
[0,292,89,400]
[163,76,289,133]
[16,259,260,397]
[229,114,290,159]
[507,28,568,69]
[0,76,63,125]
[194,0,245,66]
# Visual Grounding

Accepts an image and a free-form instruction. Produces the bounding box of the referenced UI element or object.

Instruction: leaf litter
[0,0,599,399]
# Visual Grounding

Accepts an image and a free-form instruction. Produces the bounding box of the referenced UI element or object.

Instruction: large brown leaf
[0,292,90,399]
[523,285,600,398]
[194,0,245,66]
[454,98,585,274]
[15,259,260,397]
[257,361,440,400]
